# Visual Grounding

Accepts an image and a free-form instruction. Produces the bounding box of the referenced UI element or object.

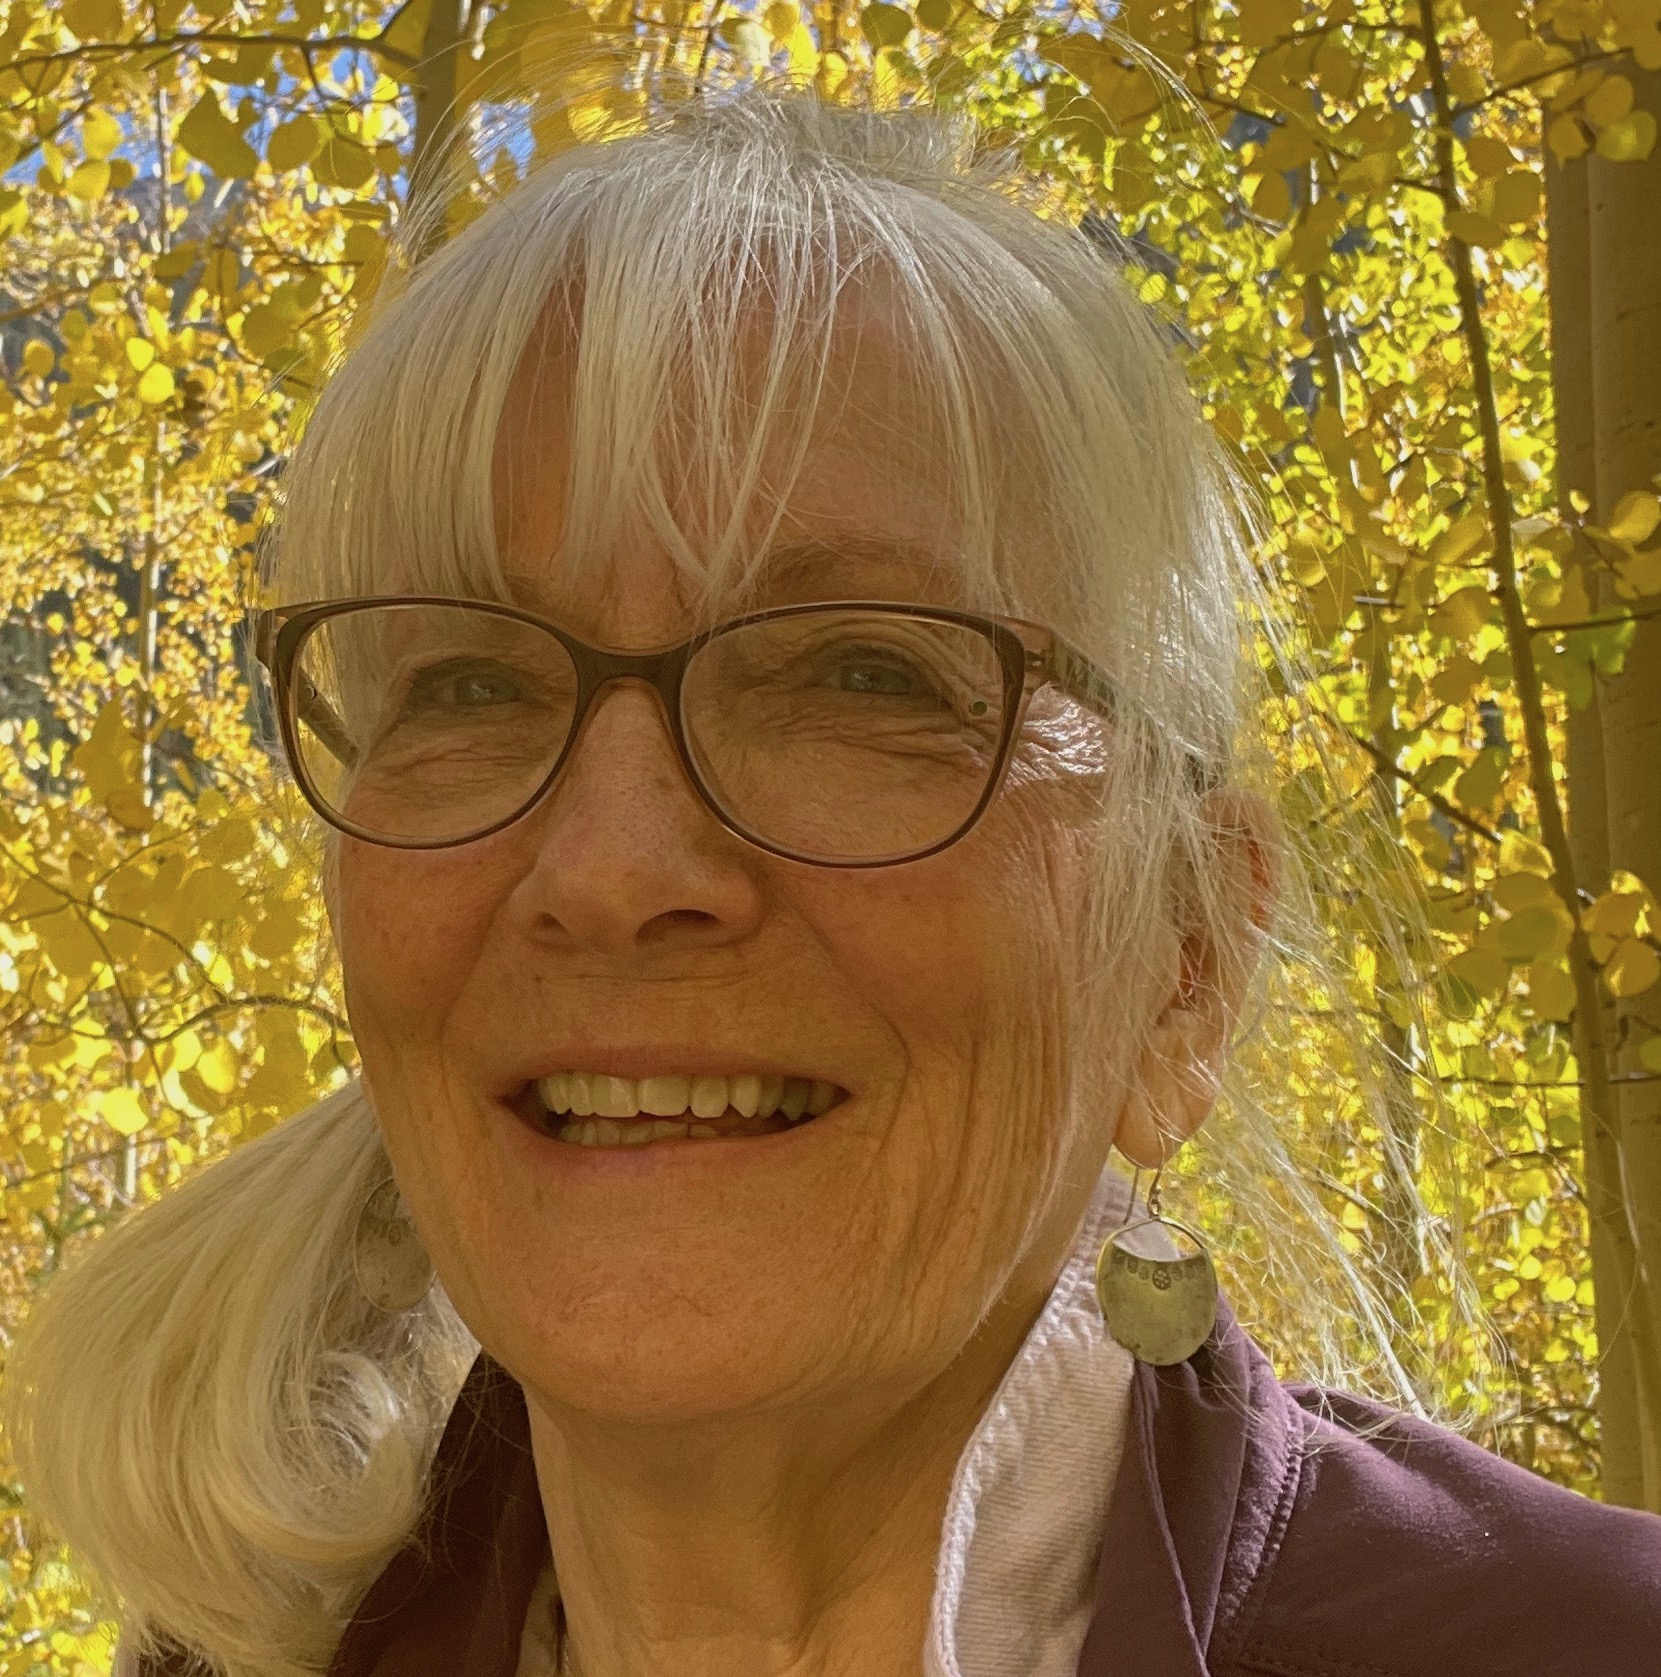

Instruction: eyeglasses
[252,596,1128,868]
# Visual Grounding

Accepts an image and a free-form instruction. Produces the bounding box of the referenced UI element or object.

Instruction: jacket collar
[317,1305,1286,1677]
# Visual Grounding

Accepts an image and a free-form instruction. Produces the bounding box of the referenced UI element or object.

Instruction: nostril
[639,907,723,941]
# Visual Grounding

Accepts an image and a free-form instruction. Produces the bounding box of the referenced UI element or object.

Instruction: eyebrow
[749,534,965,595]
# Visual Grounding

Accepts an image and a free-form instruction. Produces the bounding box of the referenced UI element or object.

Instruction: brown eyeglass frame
[253,596,1148,868]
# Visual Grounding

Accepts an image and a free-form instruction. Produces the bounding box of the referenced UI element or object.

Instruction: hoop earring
[1094,1166,1218,1366]
[352,1177,435,1312]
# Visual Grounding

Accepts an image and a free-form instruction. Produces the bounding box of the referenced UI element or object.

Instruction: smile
[535,1071,847,1146]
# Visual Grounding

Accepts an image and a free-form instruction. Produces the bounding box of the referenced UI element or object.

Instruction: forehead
[489,286,1044,641]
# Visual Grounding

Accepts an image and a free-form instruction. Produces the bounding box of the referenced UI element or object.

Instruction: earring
[352,1177,435,1312]
[1094,1166,1218,1366]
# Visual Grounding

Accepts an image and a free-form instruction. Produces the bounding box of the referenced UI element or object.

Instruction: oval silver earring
[352,1177,435,1313]
[1094,1167,1218,1366]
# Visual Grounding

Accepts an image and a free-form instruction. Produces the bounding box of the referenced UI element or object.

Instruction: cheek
[794,800,1092,1248]
[332,840,522,1126]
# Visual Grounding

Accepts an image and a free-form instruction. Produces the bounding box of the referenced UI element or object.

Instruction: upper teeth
[537,1072,839,1122]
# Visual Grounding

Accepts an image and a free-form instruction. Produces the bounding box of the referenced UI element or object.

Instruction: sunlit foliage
[2,0,1658,1665]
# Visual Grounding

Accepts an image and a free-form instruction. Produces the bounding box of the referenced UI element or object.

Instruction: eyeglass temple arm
[1037,635,1219,793]
[254,611,360,772]
[1039,636,1121,724]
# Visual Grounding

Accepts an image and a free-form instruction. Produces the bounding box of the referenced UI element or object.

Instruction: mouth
[528,1071,848,1148]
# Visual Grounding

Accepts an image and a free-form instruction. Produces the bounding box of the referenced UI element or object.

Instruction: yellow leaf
[1446,208,1508,247]
[1407,817,1454,871]
[1584,73,1634,127]
[1455,751,1507,811]
[1544,1274,1579,1304]
[196,1037,241,1096]
[66,159,110,201]
[199,815,255,865]
[376,0,432,58]
[1639,1035,1661,1073]
[23,339,55,377]
[1489,169,1541,224]
[1287,222,1330,276]
[1238,0,1301,50]
[1618,549,1661,595]
[1493,870,1555,912]
[240,302,296,359]
[1253,170,1292,221]
[1547,115,1590,160]
[1499,830,1556,877]
[1431,582,1493,640]
[1430,512,1490,568]
[1605,938,1660,997]
[178,90,259,180]
[248,898,307,961]
[83,105,122,160]
[105,785,156,831]
[267,115,323,173]
[243,1012,311,1111]
[1450,945,1510,999]
[204,245,242,298]
[154,238,200,279]
[1583,885,1645,943]
[721,15,772,64]
[861,3,914,49]
[95,1087,147,1136]
[72,699,141,799]
[165,864,243,935]
[1430,653,1483,705]
[1607,489,1661,544]
[1497,902,1573,963]
[764,0,799,39]
[41,914,105,983]
[63,0,124,39]
[1596,111,1657,161]
[785,19,820,74]
[137,361,176,404]
[1527,962,1576,1022]
[125,336,155,371]
[1531,563,1592,624]
[312,135,376,190]
[1464,134,1513,177]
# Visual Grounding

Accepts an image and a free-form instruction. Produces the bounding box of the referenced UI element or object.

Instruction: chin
[451,1243,857,1425]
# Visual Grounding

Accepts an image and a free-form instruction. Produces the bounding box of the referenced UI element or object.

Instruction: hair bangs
[271,98,1187,650]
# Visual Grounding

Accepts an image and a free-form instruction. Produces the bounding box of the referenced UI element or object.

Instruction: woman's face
[331,343,1145,1427]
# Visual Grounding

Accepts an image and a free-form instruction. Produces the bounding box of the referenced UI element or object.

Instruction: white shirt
[518,1172,1136,1677]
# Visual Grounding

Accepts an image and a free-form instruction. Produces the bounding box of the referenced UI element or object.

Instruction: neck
[523,1280,1053,1677]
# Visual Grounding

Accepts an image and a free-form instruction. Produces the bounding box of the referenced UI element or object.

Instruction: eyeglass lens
[288,603,1012,862]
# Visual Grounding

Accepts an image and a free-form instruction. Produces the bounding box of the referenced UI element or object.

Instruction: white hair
[5,87,1462,1677]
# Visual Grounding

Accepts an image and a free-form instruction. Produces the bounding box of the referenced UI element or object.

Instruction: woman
[9,91,1659,1677]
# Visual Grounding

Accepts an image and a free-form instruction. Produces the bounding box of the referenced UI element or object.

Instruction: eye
[830,655,926,696]
[406,659,525,711]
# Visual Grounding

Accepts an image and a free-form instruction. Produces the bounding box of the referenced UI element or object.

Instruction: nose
[509,680,767,958]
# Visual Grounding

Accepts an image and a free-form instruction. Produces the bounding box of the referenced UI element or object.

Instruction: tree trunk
[1587,64,1661,1509]
[1545,139,1649,1507]
[409,0,470,246]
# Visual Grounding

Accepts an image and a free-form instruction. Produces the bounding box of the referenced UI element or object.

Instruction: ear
[1114,787,1281,1170]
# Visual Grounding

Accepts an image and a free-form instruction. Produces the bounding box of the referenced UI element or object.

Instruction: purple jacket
[144,1311,1661,1676]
